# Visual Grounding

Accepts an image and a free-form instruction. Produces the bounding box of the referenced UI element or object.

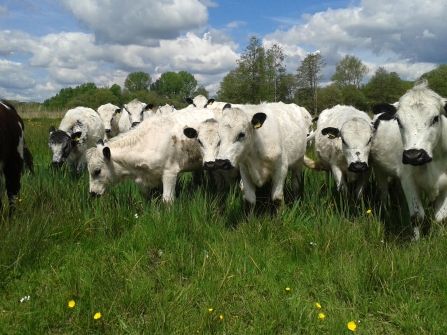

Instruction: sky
[0,0,445,102]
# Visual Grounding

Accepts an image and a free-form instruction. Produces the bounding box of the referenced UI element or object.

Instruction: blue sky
[0,0,445,102]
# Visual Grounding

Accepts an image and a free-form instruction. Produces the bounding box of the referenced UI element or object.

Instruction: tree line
[29,35,447,115]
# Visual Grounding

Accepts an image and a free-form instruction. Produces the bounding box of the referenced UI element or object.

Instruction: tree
[296,51,326,115]
[124,71,152,93]
[266,44,286,102]
[151,71,198,99]
[363,67,407,104]
[331,55,369,89]
[420,64,447,97]
[217,67,249,103]
[277,74,297,103]
[317,85,342,113]
[195,86,209,98]
[341,85,367,110]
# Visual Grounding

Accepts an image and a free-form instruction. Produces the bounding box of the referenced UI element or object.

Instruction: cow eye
[432,115,439,125]
[197,139,203,147]
[236,132,245,141]
[341,137,347,145]
[217,140,221,147]
[367,137,372,145]
[94,168,101,176]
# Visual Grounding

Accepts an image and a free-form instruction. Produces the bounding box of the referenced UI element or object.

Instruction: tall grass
[0,117,446,334]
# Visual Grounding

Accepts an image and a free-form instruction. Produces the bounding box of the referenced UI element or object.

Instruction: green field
[0,117,446,334]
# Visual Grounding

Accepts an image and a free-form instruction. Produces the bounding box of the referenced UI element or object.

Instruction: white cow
[156,104,176,116]
[118,99,154,132]
[49,107,105,172]
[213,103,309,208]
[97,103,121,138]
[86,108,218,203]
[372,80,447,240]
[306,105,375,197]
[185,95,215,108]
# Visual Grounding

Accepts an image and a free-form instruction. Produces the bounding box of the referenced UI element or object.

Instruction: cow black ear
[145,104,154,110]
[185,97,193,105]
[312,116,319,123]
[443,102,447,116]
[114,108,121,115]
[322,127,340,139]
[372,103,397,115]
[103,147,111,161]
[183,127,198,139]
[207,99,215,106]
[252,113,267,129]
[96,139,104,146]
[222,103,231,112]
[49,126,55,134]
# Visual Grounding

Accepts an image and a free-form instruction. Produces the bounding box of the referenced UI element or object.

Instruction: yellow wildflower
[315,302,321,309]
[94,312,101,320]
[348,321,357,331]
[68,300,75,308]
[285,287,291,292]
[318,313,325,319]
[219,314,224,320]
[366,209,372,214]
[208,308,213,312]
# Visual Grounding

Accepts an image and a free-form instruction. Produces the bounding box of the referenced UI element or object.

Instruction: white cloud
[61,0,209,46]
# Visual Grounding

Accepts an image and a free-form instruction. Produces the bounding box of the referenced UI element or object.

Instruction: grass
[0,116,446,334]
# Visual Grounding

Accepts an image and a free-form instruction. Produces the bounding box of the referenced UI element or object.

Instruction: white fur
[97,103,121,138]
[118,99,149,132]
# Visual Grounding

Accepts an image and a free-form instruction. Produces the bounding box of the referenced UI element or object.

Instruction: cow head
[123,99,154,128]
[48,126,82,167]
[184,119,220,170]
[86,140,115,197]
[185,95,215,108]
[373,81,447,166]
[322,116,374,173]
[215,104,266,170]
[157,104,175,115]
[98,104,121,138]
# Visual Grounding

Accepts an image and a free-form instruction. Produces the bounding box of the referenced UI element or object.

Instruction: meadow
[0,112,446,334]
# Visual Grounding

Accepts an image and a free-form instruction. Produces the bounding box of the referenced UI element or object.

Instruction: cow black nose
[90,191,101,198]
[215,159,234,170]
[348,162,369,173]
[51,161,64,168]
[105,129,111,133]
[402,149,432,166]
[131,122,140,128]
[203,161,217,170]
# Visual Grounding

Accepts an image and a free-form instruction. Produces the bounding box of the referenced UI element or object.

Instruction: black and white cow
[372,80,447,240]
[49,107,105,172]
[185,95,215,108]
[0,101,34,214]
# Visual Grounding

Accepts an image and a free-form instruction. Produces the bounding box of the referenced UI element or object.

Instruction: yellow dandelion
[233,315,239,319]
[347,321,357,331]
[208,308,213,312]
[68,300,75,308]
[94,312,101,320]
[315,302,321,309]
[219,314,224,320]
[366,209,372,214]
[285,287,291,292]
[318,313,325,319]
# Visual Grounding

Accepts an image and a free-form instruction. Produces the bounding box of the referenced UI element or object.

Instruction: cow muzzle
[402,149,432,166]
[105,128,111,133]
[90,191,102,198]
[203,161,218,170]
[348,162,369,173]
[215,159,234,170]
[131,122,140,128]
[51,161,64,168]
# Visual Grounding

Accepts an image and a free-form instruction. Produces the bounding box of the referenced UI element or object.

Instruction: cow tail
[23,139,35,176]
[303,155,329,171]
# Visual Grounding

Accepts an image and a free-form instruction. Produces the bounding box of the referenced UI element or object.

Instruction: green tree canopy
[124,72,152,93]
[420,64,447,97]
[331,55,369,88]
[151,71,198,99]
[363,67,408,104]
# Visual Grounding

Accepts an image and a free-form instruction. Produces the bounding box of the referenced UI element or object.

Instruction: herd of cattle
[1,80,446,240]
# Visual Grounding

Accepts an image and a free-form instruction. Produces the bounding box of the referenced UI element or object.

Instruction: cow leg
[162,172,178,204]
[291,160,303,197]
[373,166,390,205]
[271,162,288,203]
[400,178,424,241]
[240,168,256,216]
[331,166,347,194]
[354,169,372,198]
[0,175,3,212]
[434,190,447,224]
[4,161,23,216]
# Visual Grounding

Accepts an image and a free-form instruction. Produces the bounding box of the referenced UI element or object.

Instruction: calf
[49,107,105,172]
[156,104,176,116]
[0,101,34,214]
[118,99,154,132]
[372,80,447,240]
[86,108,217,203]
[306,105,375,197]
[97,103,121,138]
[213,103,308,208]
[185,95,215,108]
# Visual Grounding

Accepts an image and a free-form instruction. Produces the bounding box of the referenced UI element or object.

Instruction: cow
[118,99,154,132]
[210,103,309,209]
[305,105,375,197]
[372,80,447,240]
[49,107,106,172]
[86,108,218,203]
[97,103,121,138]
[156,104,176,116]
[0,101,34,215]
[185,95,215,108]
